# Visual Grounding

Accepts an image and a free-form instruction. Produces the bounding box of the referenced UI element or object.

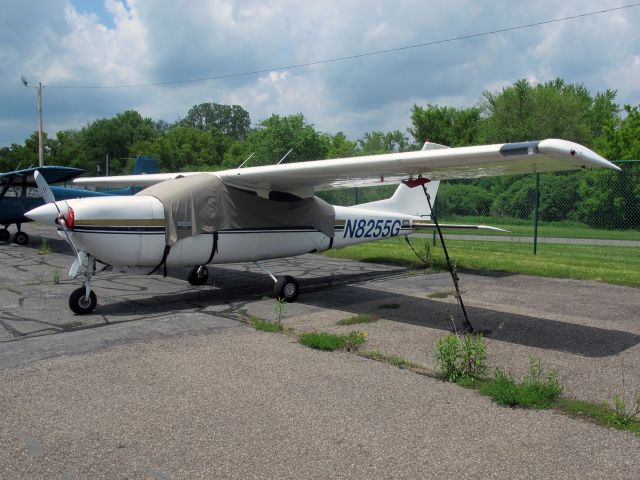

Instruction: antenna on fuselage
[237,152,255,169]
[277,148,293,165]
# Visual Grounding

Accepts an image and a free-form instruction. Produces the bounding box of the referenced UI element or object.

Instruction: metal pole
[106,154,109,176]
[37,82,44,167]
[533,173,540,255]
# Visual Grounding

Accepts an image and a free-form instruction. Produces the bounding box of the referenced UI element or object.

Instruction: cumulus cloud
[1,0,639,146]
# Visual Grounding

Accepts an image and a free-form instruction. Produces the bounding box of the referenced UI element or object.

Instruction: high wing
[1,166,85,187]
[72,139,619,196]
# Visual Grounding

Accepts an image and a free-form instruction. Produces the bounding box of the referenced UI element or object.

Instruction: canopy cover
[138,174,335,246]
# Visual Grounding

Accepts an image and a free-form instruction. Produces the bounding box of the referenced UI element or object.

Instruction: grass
[359,349,423,370]
[323,237,640,287]
[556,398,640,436]
[60,321,83,329]
[249,316,284,333]
[336,313,378,325]
[298,331,366,351]
[427,290,456,299]
[479,368,562,409]
[38,238,52,255]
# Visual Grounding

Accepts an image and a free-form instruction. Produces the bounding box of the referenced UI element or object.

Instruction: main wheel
[0,229,9,242]
[274,275,299,302]
[13,231,29,246]
[187,265,209,285]
[69,287,97,315]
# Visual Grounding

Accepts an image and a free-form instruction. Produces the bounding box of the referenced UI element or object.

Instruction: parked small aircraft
[0,157,158,245]
[27,139,619,314]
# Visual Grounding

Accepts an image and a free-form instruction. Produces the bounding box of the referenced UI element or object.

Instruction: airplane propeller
[33,170,84,276]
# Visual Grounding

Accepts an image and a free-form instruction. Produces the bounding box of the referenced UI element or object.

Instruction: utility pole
[37,82,43,167]
[21,76,45,167]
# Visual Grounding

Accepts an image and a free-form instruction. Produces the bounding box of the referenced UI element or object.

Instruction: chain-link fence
[318,160,640,253]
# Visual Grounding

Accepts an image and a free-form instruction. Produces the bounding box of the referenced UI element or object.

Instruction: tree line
[2,78,638,228]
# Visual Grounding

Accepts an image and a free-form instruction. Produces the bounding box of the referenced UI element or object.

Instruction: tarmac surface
[1,224,639,479]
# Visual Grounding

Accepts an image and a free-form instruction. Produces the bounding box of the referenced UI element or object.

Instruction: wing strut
[404,177,475,333]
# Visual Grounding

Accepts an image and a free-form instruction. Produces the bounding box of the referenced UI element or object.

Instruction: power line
[48,3,640,90]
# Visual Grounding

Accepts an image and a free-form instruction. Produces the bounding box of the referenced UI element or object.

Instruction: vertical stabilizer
[355,181,440,218]
[353,140,448,218]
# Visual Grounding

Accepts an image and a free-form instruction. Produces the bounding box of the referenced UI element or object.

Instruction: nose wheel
[69,287,97,315]
[67,253,98,315]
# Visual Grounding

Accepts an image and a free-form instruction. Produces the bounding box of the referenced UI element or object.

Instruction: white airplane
[27,139,619,315]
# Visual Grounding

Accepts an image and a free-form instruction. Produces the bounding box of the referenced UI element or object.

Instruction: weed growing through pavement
[38,238,52,255]
[427,290,458,299]
[479,355,562,409]
[359,350,423,370]
[60,321,83,329]
[298,331,367,351]
[52,267,60,284]
[434,331,488,382]
[250,316,284,333]
[336,313,378,326]
[273,298,287,326]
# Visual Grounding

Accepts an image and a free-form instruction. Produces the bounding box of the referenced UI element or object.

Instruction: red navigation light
[65,207,75,229]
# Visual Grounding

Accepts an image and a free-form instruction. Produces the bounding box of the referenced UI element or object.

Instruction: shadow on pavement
[300,284,640,358]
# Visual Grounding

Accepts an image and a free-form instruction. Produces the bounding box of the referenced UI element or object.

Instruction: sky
[2,0,640,147]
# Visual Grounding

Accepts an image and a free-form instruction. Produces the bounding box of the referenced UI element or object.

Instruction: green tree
[80,110,159,174]
[130,127,230,172]
[480,78,617,145]
[323,132,358,159]
[357,130,411,154]
[578,104,640,228]
[223,113,327,168]
[436,184,493,217]
[408,104,481,146]
[180,103,251,140]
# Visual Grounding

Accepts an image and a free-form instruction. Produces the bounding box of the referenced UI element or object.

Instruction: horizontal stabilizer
[413,222,509,232]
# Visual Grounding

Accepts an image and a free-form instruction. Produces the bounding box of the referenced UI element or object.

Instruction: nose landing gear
[68,253,98,315]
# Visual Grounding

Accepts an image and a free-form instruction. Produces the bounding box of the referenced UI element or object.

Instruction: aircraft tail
[354,140,448,218]
[355,181,440,219]
[132,156,159,175]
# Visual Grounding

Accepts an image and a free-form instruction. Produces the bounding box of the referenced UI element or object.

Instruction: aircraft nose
[26,202,67,226]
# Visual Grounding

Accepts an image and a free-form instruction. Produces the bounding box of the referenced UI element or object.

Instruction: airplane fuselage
[37,195,417,269]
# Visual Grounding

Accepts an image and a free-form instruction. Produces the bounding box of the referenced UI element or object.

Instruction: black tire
[0,229,9,242]
[187,265,209,285]
[13,231,29,246]
[69,287,97,315]
[274,275,299,302]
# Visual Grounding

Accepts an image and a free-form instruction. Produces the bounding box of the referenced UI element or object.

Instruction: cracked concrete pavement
[1,224,639,479]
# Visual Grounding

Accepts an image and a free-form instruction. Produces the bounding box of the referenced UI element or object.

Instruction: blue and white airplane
[0,157,158,245]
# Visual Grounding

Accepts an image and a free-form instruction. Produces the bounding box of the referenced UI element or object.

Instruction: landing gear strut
[69,254,97,315]
[255,261,300,302]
